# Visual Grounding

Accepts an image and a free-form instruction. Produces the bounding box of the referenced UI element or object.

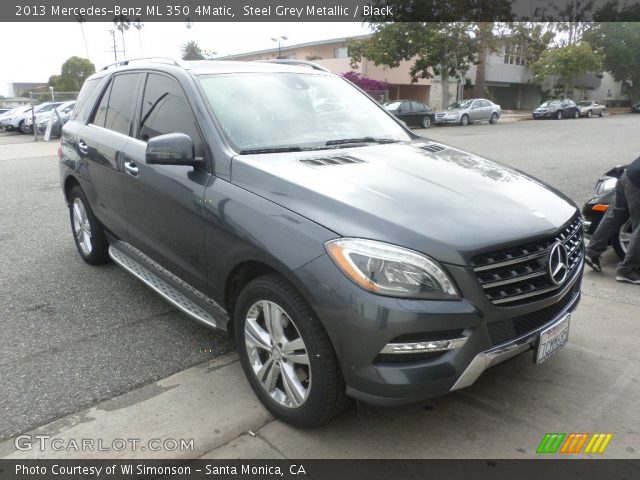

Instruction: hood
[231,142,578,265]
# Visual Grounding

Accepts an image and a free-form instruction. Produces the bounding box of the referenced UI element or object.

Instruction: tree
[584,22,640,101]
[182,41,205,60]
[348,23,476,109]
[531,42,603,98]
[49,57,95,92]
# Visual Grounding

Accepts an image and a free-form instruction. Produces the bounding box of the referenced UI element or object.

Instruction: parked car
[35,101,76,137]
[60,59,583,427]
[632,101,640,113]
[582,165,633,259]
[577,100,605,118]
[20,101,65,134]
[532,99,580,120]
[0,108,10,115]
[3,102,63,133]
[384,100,435,128]
[0,105,32,131]
[434,98,501,126]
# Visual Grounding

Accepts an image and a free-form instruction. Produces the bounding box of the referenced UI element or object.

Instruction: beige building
[220,36,450,106]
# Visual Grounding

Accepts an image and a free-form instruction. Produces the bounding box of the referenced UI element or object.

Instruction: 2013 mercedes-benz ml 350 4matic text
[59,58,584,427]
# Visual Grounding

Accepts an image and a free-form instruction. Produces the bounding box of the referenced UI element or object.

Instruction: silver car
[435,98,502,126]
[577,100,606,118]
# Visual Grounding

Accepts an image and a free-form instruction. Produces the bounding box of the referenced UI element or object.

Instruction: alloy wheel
[619,219,633,255]
[72,198,92,256]
[244,300,311,409]
[422,116,431,128]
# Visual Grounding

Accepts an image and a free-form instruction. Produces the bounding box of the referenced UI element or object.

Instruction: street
[0,114,639,458]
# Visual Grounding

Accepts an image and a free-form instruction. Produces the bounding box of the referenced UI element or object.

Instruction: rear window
[72,78,100,121]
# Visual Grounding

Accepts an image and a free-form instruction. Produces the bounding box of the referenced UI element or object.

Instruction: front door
[122,72,210,292]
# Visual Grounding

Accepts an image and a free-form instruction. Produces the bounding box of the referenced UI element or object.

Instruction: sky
[0,22,371,96]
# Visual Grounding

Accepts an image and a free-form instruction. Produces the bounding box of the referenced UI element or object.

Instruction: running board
[108,243,227,330]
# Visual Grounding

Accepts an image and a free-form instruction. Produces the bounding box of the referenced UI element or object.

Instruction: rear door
[75,73,142,239]
[121,72,210,291]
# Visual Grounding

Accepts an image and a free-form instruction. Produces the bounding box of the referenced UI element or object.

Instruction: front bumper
[434,116,460,124]
[532,111,553,119]
[296,253,583,406]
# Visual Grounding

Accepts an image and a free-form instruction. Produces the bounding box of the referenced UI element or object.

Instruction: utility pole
[107,29,118,61]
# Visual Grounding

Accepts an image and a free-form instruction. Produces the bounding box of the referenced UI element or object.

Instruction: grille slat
[472,215,584,306]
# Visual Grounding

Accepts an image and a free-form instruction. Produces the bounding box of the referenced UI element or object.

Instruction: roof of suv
[89,58,331,81]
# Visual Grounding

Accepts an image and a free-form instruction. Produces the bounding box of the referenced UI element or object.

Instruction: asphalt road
[1,113,639,441]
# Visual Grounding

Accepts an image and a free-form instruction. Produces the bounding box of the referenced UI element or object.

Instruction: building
[1,96,31,108]
[220,36,448,106]
[7,82,48,97]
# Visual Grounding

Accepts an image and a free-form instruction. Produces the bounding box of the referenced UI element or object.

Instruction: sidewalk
[1,285,638,459]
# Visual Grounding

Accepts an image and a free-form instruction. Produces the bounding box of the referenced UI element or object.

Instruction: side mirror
[146,133,199,167]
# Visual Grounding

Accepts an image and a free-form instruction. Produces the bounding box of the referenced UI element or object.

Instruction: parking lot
[0,114,639,458]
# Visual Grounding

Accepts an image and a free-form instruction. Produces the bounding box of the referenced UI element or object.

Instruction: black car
[384,100,435,128]
[533,99,580,120]
[60,58,583,427]
[582,165,634,259]
[632,101,640,113]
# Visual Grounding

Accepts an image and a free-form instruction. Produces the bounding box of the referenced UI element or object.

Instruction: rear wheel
[421,115,431,128]
[460,114,469,126]
[234,273,347,428]
[574,109,580,119]
[68,186,110,265]
[556,111,562,120]
[599,109,605,117]
[612,219,634,260]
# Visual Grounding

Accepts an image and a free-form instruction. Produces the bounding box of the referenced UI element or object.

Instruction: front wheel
[421,115,431,128]
[587,110,592,118]
[489,113,498,124]
[612,219,634,260]
[68,186,110,265]
[599,109,605,117]
[460,114,469,126]
[234,274,347,428]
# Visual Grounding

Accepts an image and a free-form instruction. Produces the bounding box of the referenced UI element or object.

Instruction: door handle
[124,161,139,177]
[78,141,89,155]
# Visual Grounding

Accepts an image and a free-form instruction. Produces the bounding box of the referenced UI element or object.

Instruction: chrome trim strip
[481,270,546,289]
[451,290,580,391]
[380,336,468,354]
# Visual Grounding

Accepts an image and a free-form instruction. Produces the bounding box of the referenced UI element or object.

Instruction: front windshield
[448,100,472,109]
[198,73,411,152]
[541,100,561,107]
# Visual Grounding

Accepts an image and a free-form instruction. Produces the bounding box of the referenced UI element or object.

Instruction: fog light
[380,336,468,354]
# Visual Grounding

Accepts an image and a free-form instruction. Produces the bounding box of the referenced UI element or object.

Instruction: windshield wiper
[325,137,400,146]
[238,146,304,155]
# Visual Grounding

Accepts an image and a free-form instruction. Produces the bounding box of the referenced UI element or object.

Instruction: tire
[234,273,347,428]
[17,120,25,133]
[421,115,431,128]
[489,113,498,124]
[612,219,633,260]
[574,109,579,119]
[599,109,605,117]
[460,114,469,126]
[587,110,592,118]
[68,186,110,265]
[556,111,562,120]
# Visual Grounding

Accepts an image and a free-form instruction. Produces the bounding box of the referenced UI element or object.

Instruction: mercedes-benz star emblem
[547,242,569,285]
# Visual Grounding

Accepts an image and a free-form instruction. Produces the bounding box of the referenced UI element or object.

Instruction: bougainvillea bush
[341,71,389,90]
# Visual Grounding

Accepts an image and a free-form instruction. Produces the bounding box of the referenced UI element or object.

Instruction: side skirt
[108,239,229,331]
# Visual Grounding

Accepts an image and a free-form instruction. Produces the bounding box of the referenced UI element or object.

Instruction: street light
[271,35,288,59]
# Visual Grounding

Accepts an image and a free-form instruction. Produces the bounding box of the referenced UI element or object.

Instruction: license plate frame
[535,314,570,364]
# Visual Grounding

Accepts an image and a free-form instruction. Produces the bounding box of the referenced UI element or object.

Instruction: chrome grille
[471,215,584,306]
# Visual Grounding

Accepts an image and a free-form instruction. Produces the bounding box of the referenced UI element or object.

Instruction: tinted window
[91,81,111,127]
[410,101,422,111]
[72,78,100,120]
[105,74,139,136]
[138,73,203,157]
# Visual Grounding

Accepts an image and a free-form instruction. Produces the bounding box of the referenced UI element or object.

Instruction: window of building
[504,44,526,66]
[333,47,348,59]
[138,73,204,157]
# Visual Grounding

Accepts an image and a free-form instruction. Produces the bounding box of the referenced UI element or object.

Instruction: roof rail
[255,59,329,72]
[101,57,181,71]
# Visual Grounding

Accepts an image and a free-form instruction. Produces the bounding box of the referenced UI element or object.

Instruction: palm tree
[113,16,130,58]
[181,41,204,60]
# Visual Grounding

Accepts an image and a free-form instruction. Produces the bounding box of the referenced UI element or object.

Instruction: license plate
[536,314,570,364]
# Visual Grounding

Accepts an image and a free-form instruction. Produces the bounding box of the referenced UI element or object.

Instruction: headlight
[595,176,617,196]
[325,238,459,300]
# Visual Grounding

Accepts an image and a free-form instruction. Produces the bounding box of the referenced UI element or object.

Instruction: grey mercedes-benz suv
[59,58,584,427]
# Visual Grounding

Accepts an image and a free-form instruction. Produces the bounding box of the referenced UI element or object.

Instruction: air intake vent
[418,143,446,153]
[299,155,365,166]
